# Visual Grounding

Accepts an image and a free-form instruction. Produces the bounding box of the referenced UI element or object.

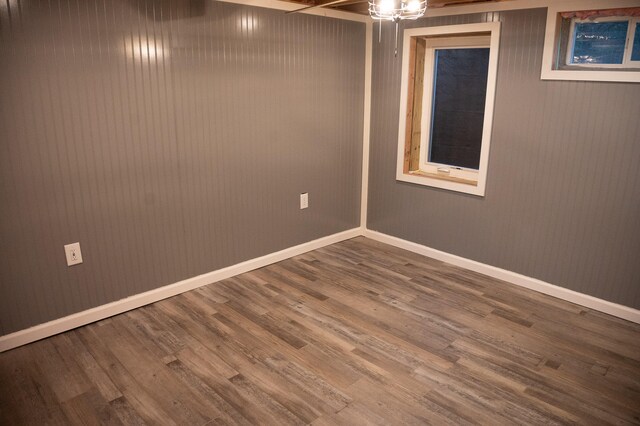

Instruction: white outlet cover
[64,242,83,266]
[300,193,309,209]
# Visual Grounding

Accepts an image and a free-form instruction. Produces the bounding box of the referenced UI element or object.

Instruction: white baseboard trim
[364,229,640,324]
[0,228,361,353]
[4,226,637,352]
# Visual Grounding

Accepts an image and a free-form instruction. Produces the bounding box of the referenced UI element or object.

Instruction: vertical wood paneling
[368,8,640,309]
[0,0,364,336]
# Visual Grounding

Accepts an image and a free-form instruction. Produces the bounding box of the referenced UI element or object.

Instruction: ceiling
[285,0,506,15]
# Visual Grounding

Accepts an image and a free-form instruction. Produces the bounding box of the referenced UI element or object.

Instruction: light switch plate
[300,192,309,209]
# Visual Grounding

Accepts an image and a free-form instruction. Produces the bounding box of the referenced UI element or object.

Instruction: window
[396,23,501,196]
[541,2,640,83]
[569,19,630,66]
[564,16,640,68]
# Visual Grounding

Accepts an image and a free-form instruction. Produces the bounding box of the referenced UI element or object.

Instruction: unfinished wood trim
[428,0,511,6]
[403,36,418,174]
[409,38,427,172]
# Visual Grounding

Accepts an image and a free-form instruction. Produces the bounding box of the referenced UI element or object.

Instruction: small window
[541,4,640,82]
[569,20,629,65]
[562,16,640,69]
[396,23,501,196]
[422,42,489,177]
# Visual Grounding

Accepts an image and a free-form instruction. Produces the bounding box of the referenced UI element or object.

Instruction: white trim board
[360,22,373,229]
[364,229,640,324]
[0,228,361,353]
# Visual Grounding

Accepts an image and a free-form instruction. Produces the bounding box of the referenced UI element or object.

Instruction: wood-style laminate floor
[1,237,639,425]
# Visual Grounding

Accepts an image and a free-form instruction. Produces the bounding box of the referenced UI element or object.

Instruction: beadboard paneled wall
[368,8,640,309]
[0,0,364,335]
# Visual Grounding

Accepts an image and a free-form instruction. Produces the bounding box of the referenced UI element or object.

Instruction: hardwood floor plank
[75,327,179,425]
[227,373,306,425]
[311,401,389,426]
[60,388,123,426]
[345,377,436,425]
[108,396,147,426]
[33,337,94,404]
[0,347,71,425]
[68,334,123,403]
[164,357,255,426]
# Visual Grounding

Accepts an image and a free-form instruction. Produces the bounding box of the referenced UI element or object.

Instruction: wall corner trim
[363,229,640,324]
[0,228,361,353]
[360,21,373,228]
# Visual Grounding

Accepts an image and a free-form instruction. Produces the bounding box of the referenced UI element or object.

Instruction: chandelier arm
[394,20,399,56]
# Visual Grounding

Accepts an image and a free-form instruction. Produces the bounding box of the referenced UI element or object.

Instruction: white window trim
[396,22,501,197]
[541,0,640,83]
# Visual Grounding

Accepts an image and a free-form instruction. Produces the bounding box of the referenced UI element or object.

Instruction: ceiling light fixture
[368,0,427,56]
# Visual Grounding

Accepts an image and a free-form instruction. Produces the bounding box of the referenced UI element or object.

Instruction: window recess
[541,2,640,83]
[396,23,501,197]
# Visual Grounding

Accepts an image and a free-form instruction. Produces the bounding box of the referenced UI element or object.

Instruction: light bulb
[406,0,420,12]
[378,0,395,14]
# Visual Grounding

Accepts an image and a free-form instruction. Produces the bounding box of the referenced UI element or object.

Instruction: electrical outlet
[64,242,83,266]
[300,192,309,209]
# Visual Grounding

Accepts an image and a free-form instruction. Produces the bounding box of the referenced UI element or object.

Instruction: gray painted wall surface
[368,8,640,309]
[0,0,364,335]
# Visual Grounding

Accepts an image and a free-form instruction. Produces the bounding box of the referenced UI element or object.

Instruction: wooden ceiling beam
[427,0,505,8]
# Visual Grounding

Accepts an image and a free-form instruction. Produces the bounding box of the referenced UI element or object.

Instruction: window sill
[541,68,640,83]
[408,170,478,186]
[397,170,485,197]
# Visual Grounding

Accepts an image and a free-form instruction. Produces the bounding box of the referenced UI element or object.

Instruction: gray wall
[0,0,364,335]
[368,8,640,309]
